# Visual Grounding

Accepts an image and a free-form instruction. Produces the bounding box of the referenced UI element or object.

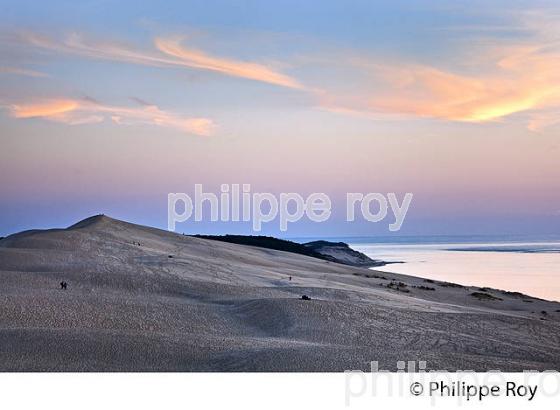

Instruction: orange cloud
[154,37,303,89]
[12,16,560,131]
[10,100,79,118]
[20,32,302,89]
[315,9,560,131]
[319,44,560,130]
[7,98,215,136]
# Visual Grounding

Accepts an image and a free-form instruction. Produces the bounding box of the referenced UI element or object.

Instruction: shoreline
[352,242,560,303]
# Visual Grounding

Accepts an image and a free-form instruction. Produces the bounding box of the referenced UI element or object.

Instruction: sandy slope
[0,215,559,371]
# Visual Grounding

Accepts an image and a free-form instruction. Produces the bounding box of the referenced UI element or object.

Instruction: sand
[0,215,559,371]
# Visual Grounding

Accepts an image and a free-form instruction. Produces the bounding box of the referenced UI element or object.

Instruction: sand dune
[0,215,559,371]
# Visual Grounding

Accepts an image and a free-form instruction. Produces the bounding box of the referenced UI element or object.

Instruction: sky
[1,0,559,237]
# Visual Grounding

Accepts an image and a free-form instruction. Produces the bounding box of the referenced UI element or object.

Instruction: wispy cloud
[315,11,560,130]
[0,66,48,77]
[6,98,215,136]
[154,37,303,89]
[319,44,560,130]
[18,32,303,89]
[527,109,560,132]
[7,11,560,131]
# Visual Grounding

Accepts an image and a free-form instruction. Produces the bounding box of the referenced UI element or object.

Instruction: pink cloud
[19,32,303,89]
[8,98,215,136]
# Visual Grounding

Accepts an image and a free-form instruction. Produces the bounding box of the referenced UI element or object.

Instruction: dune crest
[0,215,559,371]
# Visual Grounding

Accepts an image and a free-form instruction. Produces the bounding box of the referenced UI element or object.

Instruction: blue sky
[1,0,559,237]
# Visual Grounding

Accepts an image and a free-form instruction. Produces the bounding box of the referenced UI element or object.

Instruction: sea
[297,235,560,302]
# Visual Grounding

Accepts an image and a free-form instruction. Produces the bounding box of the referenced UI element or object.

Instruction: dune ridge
[0,215,559,371]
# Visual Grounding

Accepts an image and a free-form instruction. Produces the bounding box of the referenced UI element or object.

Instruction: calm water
[348,239,560,302]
